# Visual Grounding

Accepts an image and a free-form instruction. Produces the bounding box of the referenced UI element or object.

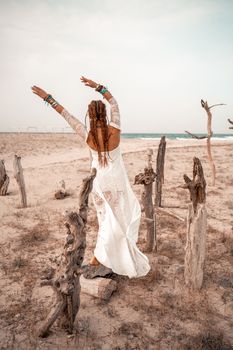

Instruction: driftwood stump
[38,168,96,337]
[183,157,207,290]
[0,160,10,196]
[54,180,68,199]
[135,149,156,252]
[155,136,166,207]
[13,155,27,207]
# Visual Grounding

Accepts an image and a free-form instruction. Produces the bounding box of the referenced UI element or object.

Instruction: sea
[1,131,232,141]
[121,133,233,141]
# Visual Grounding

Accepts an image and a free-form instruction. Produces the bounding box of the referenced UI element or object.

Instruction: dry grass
[19,225,49,247]
[12,210,51,247]
[7,210,52,248]
[185,331,233,350]
[115,321,157,349]
[157,213,183,231]
[224,200,233,210]
[117,321,143,337]
[12,256,28,268]
[208,189,220,196]
[220,232,233,256]
[1,256,29,276]
[225,177,233,186]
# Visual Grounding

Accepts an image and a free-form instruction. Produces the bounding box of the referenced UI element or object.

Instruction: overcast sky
[0,0,233,133]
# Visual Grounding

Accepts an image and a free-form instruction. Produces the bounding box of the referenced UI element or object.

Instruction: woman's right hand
[80,76,97,89]
[31,86,49,100]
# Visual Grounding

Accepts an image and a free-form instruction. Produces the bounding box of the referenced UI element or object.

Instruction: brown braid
[88,100,110,166]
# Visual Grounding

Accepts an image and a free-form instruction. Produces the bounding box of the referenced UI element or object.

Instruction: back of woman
[31,76,150,278]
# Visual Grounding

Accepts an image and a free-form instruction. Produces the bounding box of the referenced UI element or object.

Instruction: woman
[31,77,150,278]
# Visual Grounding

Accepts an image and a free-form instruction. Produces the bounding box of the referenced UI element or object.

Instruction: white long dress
[90,145,151,278]
[60,96,150,278]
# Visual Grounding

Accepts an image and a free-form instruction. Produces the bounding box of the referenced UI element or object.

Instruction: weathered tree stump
[13,155,27,207]
[54,180,68,199]
[155,136,166,207]
[228,118,233,129]
[0,160,10,196]
[135,149,156,252]
[183,157,207,290]
[38,168,96,337]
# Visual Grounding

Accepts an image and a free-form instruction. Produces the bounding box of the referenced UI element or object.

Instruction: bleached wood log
[142,183,156,252]
[185,100,225,186]
[147,148,153,169]
[38,168,96,337]
[201,100,226,186]
[135,149,156,252]
[155,136,166,206]
[183,157,207,290]
[202,99,215,186]
[13,155,27,207]
[80,275,117,300]
[185,203,207,289]
[185,131,207,139]
[0,160,10,196]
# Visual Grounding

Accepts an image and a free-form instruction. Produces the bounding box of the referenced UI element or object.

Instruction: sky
[0,0,233,133]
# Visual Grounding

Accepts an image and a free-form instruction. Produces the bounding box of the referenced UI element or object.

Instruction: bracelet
[95,84,103,92]
[100,87,108,95]
[95,84,108,95]
[44,94,59,108]
[51,101,58,108]
[44,94,52,102]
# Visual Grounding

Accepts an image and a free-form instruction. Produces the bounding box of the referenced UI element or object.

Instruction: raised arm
[31,86,86,139]
[80,77,121,130]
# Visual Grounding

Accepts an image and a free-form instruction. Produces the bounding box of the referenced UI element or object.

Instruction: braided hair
[88,100,109,166]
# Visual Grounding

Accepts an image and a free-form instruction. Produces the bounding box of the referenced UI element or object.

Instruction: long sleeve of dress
[109,97,121,130]
[61,108,86,140]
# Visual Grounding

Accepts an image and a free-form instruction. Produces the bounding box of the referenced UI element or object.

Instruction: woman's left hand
[31,86,49,100]
[80,76,97,89]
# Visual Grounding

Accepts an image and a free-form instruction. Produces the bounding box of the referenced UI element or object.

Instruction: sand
[0,133,233,350]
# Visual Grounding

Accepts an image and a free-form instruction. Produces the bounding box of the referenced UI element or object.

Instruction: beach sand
[0,133,233,349]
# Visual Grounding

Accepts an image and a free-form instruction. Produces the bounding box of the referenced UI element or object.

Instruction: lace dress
[90,145,150,277]
[61,97,150,278]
